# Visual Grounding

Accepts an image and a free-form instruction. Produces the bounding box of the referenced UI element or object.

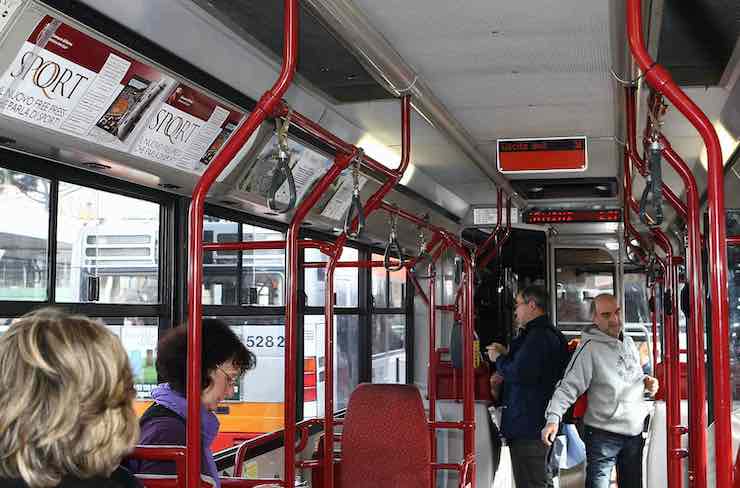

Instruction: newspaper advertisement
[0,16,245,175]
[317,168,368,221]
[131,83,243,173]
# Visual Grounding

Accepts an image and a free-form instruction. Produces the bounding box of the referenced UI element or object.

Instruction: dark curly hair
[156,319,256,394]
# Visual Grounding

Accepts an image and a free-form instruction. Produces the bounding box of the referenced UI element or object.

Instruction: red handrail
[475,188,503,261]
[186,1,298,487]
[653,229,686,483]
[312,95,412,488]
[627,1,731,486]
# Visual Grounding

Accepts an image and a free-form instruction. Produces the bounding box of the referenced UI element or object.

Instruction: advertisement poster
[131,83,243,173]
[0,16,245,175]
[120,325,158,399]
[317,168,368,221]
[237,135,332,206]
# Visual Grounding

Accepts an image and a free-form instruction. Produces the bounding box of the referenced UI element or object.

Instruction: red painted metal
[302,260,397,268]
[628,1,731,485]
[131,446,187,484]
[285,109,397,180]
[285,149,359,488]
[728,236,740,246]
[478,195,511,270]
[441,233,477,483]
[323,244,341,488]
[428,265,438,488]
[186,2,297,487]
[475,188,503,260]
[313,95,411,488]
[653,229,684,487]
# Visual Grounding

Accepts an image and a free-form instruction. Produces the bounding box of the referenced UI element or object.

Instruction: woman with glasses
[125,319,255,487]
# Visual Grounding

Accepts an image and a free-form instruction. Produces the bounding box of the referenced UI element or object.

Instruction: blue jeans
[584,425,644,488]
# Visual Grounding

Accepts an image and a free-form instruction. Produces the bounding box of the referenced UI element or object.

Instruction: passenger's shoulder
[110,466,144,488]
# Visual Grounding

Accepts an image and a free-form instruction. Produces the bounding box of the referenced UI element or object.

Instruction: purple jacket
[125,384,221,487]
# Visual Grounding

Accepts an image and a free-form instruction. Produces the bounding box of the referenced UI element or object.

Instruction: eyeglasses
[216,365,240,388]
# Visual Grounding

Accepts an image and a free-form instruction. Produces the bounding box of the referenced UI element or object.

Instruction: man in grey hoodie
[541,293,659,488]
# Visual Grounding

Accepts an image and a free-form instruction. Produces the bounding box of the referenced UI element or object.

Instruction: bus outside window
[56,182,160,304]
[0,169,51,301]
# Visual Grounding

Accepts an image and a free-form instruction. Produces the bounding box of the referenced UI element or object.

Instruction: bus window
[206,316,286,434]
[372,314,406,384]
[56,182,160,304]
[305,314,359,417]
[0,169,50,301]
[389,266,406,308]
[203,217,239,305]
[624,272,651,325]
[304,247,359,307]
[241,224,284,306]
[555,248,615,335]
[728,245,740,401]
[96,317,159,399]
[371,253,388,308]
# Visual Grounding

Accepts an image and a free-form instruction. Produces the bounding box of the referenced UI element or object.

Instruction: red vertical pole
[653,230,685,486]
[627,1,730,484]
[323,245,342,488]
[428,265,438,488]
[650,284,659,371]
[443,235,476,487]
[186,2,297,487]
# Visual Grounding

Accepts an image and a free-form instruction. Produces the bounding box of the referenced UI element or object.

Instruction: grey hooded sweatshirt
[545,325,649,436]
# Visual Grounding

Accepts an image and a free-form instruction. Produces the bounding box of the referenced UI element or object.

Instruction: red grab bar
[186,1,298,487]
[627,1,732,486]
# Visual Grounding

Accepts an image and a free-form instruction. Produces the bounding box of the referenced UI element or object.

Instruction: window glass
[624,272,650,326]
[304,247,359,307]
[56,183,159,303]
[203,217,239,305]
[304,314,359,417]
[0,169,49,301]
[97,317,159,399]
[371,253,387,308]
[206,316,286,433]
[372,314,406,384]
[728,245,740,402]
[555,248,614,331]
[240,224,285,306]
[389,267,406,308]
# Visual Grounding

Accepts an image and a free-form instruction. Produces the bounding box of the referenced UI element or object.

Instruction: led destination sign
[497,137,587,173]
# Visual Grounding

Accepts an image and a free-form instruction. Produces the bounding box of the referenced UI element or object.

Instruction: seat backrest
[339,383,431,488]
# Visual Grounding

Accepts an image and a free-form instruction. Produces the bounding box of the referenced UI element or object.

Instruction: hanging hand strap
[344,149,365,238]
[267,110,297,213]
[410,215,434,278]
[639,140,664,227]
[384,208,404,271]
[453,256,463,285]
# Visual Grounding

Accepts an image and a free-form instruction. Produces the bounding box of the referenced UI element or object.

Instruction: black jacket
[0,466,142,488]
[495,315,569,440]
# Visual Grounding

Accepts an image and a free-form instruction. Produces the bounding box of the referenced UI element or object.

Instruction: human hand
[541,422,559,447]
[643,375,659,396]
[486,342,508,362]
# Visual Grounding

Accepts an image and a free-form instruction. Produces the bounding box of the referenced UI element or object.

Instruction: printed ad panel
[0,16,245,175]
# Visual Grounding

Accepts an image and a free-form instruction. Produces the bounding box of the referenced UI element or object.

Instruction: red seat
[339,384,431,488]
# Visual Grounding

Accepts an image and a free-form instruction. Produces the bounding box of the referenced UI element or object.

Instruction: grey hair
[518,285,548,311]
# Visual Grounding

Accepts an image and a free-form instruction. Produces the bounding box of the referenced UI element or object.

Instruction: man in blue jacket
[487,285,569,488]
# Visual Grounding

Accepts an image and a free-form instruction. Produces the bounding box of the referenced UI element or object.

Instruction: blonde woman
[0,308,141,488]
